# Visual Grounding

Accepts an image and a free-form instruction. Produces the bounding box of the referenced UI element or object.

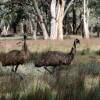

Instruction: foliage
[89,0,100,16]
[0,0,34,27]
[0,57,100,100]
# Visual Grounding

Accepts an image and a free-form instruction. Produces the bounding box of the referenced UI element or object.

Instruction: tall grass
[0,70,99,100]
[0,53,100,100]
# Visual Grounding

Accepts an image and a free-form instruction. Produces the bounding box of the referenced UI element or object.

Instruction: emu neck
[74,42,76,48]
[22,39,28,52]
[69,46,76,55]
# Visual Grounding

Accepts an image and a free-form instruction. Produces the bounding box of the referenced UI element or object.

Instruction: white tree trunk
[31,18,37,40]
[50,0,57,39]
[33,30,37,40]
[1,25,9,36]
[57,0,65,40]
[50,0,65,40]
[20,22,24,34]
[41,23,49,39]
[29,20,33,34]
[33,21,37,40]
[83,0,90,39]
[32,0,49,39]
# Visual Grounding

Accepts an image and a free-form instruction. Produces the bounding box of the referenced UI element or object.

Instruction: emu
[0,34,31,72]
[35,39,80,73]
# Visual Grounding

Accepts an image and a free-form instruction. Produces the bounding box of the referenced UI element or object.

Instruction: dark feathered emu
[35,39,80,73]
[0,35,31,72]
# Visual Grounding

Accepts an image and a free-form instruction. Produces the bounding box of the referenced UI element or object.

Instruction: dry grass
[0,36,100,53]
[0,36,100,100]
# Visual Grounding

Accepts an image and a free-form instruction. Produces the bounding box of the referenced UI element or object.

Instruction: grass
[0,59,100,100]
[0,37,100,100]
[95,49,100,55]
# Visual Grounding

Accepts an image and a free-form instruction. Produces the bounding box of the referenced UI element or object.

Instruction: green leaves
[0,0,34,26]
[89,0,100,16]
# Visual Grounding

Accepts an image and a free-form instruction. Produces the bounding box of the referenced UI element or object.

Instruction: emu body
[36,51,74,67]
[0,35,31,72]
[35,39,80,73]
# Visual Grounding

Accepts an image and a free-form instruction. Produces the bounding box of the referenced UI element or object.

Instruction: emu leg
[44,67,52,74]
[15,73,23,80]
[15,65,19,72]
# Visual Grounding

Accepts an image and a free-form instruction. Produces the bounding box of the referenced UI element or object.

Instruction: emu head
[73,39,80,48]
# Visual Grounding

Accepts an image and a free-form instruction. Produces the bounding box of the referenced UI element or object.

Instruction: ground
[0,36,100,100]
[0,36,100,52]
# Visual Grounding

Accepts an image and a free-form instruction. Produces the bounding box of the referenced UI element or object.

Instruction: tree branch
[63,0,74,19]
[32,0,49,39]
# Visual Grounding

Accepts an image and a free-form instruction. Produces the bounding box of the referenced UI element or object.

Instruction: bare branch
[63,0,74,19]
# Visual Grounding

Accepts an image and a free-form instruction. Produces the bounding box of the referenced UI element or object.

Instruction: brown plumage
[0,35,31,72]
[35,39,80,73]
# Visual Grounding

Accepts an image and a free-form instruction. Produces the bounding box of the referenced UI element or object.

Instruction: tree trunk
[50,0,57,39]
[97,32,99,37]
[32,21,37,40]
[50,0,65,40]
[1,25,9,36]
[57,0,65,40]
[29,20,33,34]
[72,1,77,35]
[32,0,49,39]
[83,0,90,39]
[20,22,24,34]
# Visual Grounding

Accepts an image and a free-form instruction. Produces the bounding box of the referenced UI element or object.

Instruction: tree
[83,0,90,39]
[89,0,100,16]
[50,0,75,40]
[32,0,49,39]
[1,0,99,39]
[0,0,36,36]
